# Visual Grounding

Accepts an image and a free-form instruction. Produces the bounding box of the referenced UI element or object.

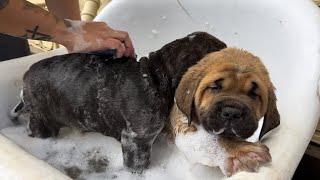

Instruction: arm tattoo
[0,0,9,10]
[19,26,53,41]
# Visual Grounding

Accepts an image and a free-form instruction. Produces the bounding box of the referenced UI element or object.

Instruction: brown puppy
[170,48,280,176]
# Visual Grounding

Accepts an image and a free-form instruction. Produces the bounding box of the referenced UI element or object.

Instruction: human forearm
[45,0,80,20]
[0,0,135,57]
[0,0,67,42]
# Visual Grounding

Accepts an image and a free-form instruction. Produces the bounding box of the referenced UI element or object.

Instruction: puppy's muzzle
[220,106,243,121]
[201,99,257,139]
[217,100,248,125]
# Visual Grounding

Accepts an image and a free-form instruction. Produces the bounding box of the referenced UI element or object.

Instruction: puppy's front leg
[170,103,197,136]
[218,137,271,177]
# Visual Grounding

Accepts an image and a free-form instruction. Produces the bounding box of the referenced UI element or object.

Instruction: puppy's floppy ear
[175,70,204,126]
[259,87,280,139]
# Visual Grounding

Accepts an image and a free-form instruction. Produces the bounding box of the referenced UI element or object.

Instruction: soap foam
[1,124,225,180]
[175,125,227,168]
[64,20,92,52]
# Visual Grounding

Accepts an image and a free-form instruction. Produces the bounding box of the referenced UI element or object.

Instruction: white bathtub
[0,0,320,179]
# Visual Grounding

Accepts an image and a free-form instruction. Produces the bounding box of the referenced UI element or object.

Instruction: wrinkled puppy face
[195,62,269,139]
[176,48,280,140]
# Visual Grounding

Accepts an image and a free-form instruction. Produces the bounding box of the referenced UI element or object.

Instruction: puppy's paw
[224,142,271,177]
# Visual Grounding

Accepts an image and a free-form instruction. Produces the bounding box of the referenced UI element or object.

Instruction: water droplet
[143,74,148,78]
[152,29,158,35]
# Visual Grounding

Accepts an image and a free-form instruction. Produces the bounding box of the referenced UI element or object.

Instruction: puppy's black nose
[221,107,242,121]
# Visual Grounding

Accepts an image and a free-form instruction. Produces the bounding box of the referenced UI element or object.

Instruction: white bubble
[188,35,196,41]
[175,125,227,169]
[152,29,158,35]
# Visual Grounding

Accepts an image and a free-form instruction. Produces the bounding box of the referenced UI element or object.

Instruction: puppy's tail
[10,89,27,124]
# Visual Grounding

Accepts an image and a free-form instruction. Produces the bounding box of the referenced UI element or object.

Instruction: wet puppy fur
[13,32,227,171]
[174,48,280,140]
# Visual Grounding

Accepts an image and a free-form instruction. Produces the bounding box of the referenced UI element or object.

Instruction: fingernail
[132,53,137,59]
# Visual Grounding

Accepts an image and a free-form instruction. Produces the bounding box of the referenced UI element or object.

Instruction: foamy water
[1,121,225,180]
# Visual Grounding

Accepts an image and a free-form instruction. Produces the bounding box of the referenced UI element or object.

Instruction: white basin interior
[0,0,320,179]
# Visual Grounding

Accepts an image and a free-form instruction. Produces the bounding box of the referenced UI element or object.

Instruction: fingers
[102,38,126,58]
[107,30,135,58]
[66,21,136,58]
[95,22,135,58]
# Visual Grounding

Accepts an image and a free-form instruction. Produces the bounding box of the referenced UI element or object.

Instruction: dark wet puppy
[12,32,226,171]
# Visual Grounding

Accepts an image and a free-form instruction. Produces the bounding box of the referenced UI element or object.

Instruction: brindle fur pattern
[17,32,227,171]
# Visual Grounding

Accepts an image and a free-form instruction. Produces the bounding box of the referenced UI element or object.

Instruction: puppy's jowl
[12,32,279,176]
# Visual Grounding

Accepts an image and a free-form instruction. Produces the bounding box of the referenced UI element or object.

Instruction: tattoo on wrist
[19,26,53,41]
[0,0,9,10]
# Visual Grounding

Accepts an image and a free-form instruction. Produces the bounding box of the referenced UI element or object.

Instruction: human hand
[53,20,135,58]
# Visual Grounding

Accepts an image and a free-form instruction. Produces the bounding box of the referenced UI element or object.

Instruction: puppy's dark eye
[210,78,224,93]
[248,90,259,99]
[248,82,259,100]
[211,85,221,93]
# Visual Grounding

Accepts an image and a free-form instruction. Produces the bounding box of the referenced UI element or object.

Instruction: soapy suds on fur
[175,124,227,169]
[188,35,196,41]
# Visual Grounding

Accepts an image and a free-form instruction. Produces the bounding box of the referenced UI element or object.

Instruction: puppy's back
[22,54,138,139]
